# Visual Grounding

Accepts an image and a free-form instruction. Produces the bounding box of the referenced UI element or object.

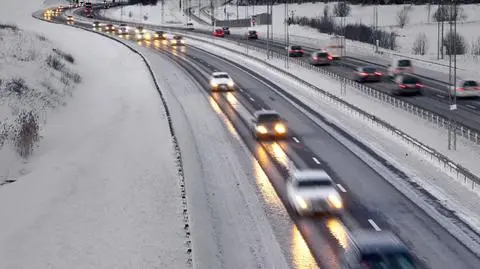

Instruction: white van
[387,58,414,78]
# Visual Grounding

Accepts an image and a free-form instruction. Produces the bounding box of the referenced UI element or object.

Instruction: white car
[387,58,414,78]
[287,169,343,216]
[186,22,194,30]
[209,72,235,91]
[450,80,480,98]
[117,24,129,35]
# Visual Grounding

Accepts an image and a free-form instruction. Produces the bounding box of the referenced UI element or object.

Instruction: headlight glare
[227,81,234,87]
[210,81,218,87]
[256,125,268,134]
[296,196,308,209]
[274,123,286,134]
[328,194,343,209]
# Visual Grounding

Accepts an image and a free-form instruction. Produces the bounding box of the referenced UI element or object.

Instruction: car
[450,79,480,98]
[66,15,74,24]
[153,31,167,40]
[251,110,287,140]
[392,74,423,95]
[117,24,128,35]
[286,169,343,216]
[246,29,258,39]
[186,22,194,30]
[287,45,304,57]
[310,50,333,66]
[222,26,230,35]
[92,21,101,29]
[135,26,147,40]
[388,58,414,78]
[353,66,383,83]
[213,28,225,37]
[342,230,419,269]
[209,72,235,91]
[104,24,115,32]
[170,35,185,46]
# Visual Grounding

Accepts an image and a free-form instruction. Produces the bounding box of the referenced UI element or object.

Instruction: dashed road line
[368,219,382,231]
[312,157,321,164]
[436,94,445,98]
[249,97,255,102]
[466,104,477,109]
[336,184,347,193]
[292,137,300,143]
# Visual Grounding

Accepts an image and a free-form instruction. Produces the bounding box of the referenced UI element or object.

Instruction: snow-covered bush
[443,31,467,55]
[412,33,428,55]
[433,5,467,22]
[471,37,480,56]
[14,111,39,158]
[333,2,351,17]
[397,6,411,28]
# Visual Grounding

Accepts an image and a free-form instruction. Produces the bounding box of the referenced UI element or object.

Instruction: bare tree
[412,33,428,55]
[397,6,410,28]
[333,2,351,17]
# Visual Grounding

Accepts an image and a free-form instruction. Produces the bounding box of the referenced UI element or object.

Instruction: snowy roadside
[1,1,189,268]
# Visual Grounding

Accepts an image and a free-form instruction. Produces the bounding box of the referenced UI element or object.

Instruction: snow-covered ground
[103,1,185,26]
[0,0,188,267]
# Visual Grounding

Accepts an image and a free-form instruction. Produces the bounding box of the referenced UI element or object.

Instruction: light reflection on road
[292,225,320,269]
[326,218,349,249]
[253,148,283,207]
[208,96,240,140]
[263,142,293,172]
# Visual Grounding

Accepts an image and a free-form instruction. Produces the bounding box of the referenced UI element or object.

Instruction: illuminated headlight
[295,196,308,209]
[256,125,268,134]
[328,194,343,209]
[135,29,140,33]
[180,40,185,44]
[137,35,142,39]
[162,33,167,38]
[144,34,151,40]
[141,29,146,33]
[154,34,159,38]
[274,123,286,134]
[210,81,218,87]
[227,81,234,87]
[171,40,177,44]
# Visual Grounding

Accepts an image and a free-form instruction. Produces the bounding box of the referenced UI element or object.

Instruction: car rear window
[398,59,412,67]
[216,29,223,32]
[297,179,332,188]
[291,46,302,50]
[213,74,229,79]
[464,80,478,87]
[257,114,280,122]
[174,36,183,40]
[402,76,419,84]
[316,52,328,57]
[249,31,257,34]
[362,67,376,73]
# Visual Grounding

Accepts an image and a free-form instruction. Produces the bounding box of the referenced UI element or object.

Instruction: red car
[213,28,225,37]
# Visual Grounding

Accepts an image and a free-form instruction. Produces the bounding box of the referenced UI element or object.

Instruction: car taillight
[300,50,304,53]
[312,57,318,60]
[456,87,464,91]
[288,50,293,53]
[327,55,333,60]
[374,72,383,76]
[416,83,423,88]
[399,84,407,88]
[360,72,368,76]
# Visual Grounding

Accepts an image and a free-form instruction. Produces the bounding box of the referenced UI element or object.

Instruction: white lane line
[436,94,445,98]
[466,104,477,109]
[336,184,347,193]
[368,219,382,231]
[292,137,300,143]
[312,157,321,164]
[239,88,244,92]
[249,97,255,102]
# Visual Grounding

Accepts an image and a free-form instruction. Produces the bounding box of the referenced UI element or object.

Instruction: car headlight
[135,29,139,33]
[154,34,159,38]
[137,35,142,39]
[328,194,343,209]
[180,40,185,44]
[210,81,218,87]
[274,123,286,134]
[295,196,308,209]
[171,40,177,44]
[256,125,268,134]
[162,34,167,38]
[227,81,234,87]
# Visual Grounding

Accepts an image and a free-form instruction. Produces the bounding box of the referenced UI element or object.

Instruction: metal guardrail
[180,34,480,195]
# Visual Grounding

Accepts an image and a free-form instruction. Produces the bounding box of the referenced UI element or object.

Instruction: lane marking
[292,137,300,143]
[336,184,347,193]
[368,219,382,231]
[466,104,477,109]
[312,157,321,164]
[249,97,255,102]
[436,94,445,98]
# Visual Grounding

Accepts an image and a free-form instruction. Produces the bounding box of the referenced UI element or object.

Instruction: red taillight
[399,84,407,88]
[312,57,318,60]
[374,72,383,76]
[416,83,423,88]
[300,50,304,53]
[288,50,293,53]
[457,87,464,91]
[360,72,368,76]
[327,55,333,60]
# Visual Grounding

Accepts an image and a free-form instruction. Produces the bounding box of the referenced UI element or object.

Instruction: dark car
[288,45,304,57]
[354,66,383,83]
[251,110,287,140]
[392,74,423,95]
[222,26,230,35]
[104,24,115,32]
[92,21,101,29]
[213,28,225,37]
[310,51,333,66]
[343,231,419,269]
[246,30,258,39]
[153,31,167,40]
[170,35,185,46]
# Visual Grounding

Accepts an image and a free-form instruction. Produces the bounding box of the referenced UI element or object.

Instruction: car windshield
[223,27,229,30]
[296,179,332,188]
[402,76,419,84]
[361,252,416,269]
[291,46,302,50]
[362,67,376,73]
[464,80,478,87]
[174,36,183,40]
[137,27,143,30]
[398,60,412,67]
[216,29,222,32]
[213,74,229,79]
[249,31,256,34]
[257,113,280,122]
[187,23,193,26]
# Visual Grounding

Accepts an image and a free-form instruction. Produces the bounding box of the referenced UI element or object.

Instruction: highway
[38,6,480,269]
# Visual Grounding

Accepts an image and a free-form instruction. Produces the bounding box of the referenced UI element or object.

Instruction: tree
[412,33,428,55]
[396,6,410,28]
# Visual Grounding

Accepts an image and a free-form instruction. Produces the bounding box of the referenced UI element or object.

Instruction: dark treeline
[236,0,480,5]
[127,0,159,5]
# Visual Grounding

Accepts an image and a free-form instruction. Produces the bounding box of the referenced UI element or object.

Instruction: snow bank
[103,1,184,26]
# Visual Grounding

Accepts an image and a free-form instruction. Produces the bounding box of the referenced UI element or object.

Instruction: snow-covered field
[103,1,185,26]
[0,0,188,268]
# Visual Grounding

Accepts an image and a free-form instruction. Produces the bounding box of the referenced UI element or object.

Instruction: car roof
[292,169,331,181]
[212,72,229,76]
[351,230,408,254]
[254,110,279,117]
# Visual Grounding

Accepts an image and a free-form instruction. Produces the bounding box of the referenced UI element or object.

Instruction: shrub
[333,2,351,17]
[14,111,39,158]
[443,31,467,55]
[52,48,75,64]
[397,6,411,28]
[412,33,428,55]
[471,37,480,56]
[0,24,18,31]
[6,78,27,94]
[37,34,47,41]
[433,5,467,22]
[46,54,65,71]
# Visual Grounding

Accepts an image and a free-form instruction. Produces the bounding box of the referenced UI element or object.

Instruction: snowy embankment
[0,25,81,184]
[103,1,184,26]
[0,0,188,267]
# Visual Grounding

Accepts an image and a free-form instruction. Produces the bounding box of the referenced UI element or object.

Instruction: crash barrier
[215,18,250,28]
[179,34,480,195]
